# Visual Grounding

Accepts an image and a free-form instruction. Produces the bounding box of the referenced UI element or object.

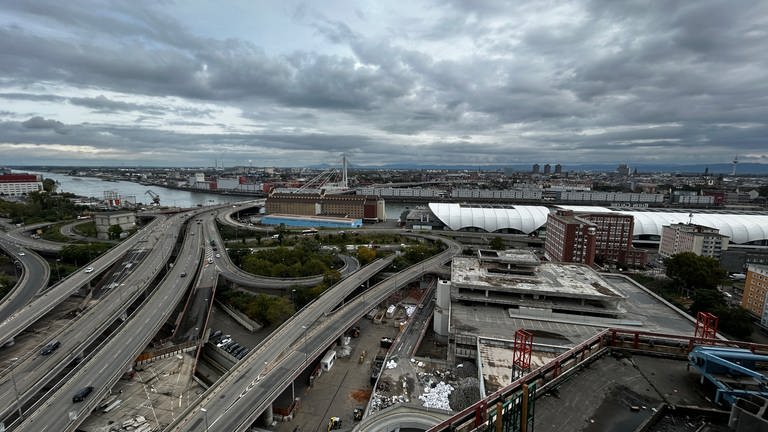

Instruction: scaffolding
[512,330,533,371]
[694,311,719,341]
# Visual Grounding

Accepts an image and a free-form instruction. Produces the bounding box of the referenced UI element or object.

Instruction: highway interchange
[0,202,462,431]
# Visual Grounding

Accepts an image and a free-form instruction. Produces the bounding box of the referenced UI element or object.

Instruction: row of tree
[664,251,753,339]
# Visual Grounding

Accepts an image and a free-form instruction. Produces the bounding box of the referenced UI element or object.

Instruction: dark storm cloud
[68,95,160,114]
[0,0,767,165]
[21,116,68,134]
[0,93,68,103]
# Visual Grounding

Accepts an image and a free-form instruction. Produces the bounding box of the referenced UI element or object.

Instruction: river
[17,170,424,218]
[22,171,245,208]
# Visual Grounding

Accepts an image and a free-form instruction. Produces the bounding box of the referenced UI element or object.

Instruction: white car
[215,253,221,258]
[18,252,25,256]
[84,267,94,273]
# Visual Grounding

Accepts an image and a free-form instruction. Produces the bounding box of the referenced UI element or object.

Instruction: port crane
[145,190,160,205]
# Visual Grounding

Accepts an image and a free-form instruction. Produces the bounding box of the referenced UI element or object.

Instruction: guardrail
[427,329,768,432]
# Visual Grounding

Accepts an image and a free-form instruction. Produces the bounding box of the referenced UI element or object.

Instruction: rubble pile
[369,392,407,412]
[108,415,154,431]
[404,305,417,317]
[418,381,454,410]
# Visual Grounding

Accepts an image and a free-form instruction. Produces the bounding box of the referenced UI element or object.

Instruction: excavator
[327,417,342,431]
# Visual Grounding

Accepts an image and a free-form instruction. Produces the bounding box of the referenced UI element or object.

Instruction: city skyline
[1,1,767,167]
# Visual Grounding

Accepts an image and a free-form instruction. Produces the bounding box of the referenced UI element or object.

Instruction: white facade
[0,175,43,196]
[659,223,729,259]
[559,205,768,245]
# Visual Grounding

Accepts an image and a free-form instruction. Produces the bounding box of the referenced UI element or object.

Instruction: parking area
[272,317,399,432]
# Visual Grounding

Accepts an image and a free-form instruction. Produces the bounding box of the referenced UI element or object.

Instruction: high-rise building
[543,164,551,174]
[658,223,729,259]
[554,164,562,174]
[544,210,597,266]
[532,164,540,174]
[617,164,630,177]
[741,265,768,326]
[544,210,646,267]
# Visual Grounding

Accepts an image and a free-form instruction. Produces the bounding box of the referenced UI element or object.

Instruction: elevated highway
[166,234,460,432]
[0,222,65,253]
[0,216,168,346]
[13,220,205,432]
[0,214,183,425]
[0,238,50,323]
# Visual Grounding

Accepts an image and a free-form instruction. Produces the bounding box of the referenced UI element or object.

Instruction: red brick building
[544,210,647,267]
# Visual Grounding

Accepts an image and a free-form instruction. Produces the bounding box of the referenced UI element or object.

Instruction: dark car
[41,340,61,356]
[227,343,241,353]
[72,386,94,403]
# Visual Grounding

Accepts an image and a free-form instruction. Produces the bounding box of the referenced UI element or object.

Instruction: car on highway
[215,253,221,258]
[18,252,25,256]
[72,386,94,403]
[84,267,94,273]
[41,340,61,356]
[180,272,187,277]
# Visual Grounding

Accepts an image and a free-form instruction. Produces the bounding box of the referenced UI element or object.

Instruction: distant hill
[345,162,768,174]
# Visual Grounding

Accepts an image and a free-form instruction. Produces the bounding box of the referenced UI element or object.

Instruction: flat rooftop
[533,353,722,432]
[451,257,624,300]
[476,249,541,266]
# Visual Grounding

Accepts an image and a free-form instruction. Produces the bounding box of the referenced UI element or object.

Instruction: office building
[266,192,384,222]
[0,173,43,196]
[658,223,729,259]
[741,265,768,326]
[544,210,646,267]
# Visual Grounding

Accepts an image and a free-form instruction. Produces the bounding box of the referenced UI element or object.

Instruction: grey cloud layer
[0,0,766,165]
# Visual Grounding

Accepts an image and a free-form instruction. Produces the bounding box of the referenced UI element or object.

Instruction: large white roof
[428,203,550,234]
[558,205,768,244]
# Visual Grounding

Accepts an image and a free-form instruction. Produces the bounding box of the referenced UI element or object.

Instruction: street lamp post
[200,407,208,432]
[301,325,308,366]
[4,357,23,420]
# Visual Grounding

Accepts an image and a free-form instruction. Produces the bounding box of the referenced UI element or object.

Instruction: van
[41,340,61,356]
[73,386,94,403]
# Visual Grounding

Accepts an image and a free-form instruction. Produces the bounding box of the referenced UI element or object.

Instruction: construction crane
[145,190,160,205]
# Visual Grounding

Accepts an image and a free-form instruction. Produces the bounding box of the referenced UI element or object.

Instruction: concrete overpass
[0,237,50,324]
[165,234,461,432]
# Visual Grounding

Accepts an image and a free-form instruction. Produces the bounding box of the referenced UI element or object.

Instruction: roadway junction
[0,202,460,432]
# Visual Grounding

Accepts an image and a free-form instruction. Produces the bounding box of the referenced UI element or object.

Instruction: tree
[107,224,123,240]
[665,252,727,295]
[357,246,377,265]
[323,269,342,286]
[489,236,505,250]
[42,178,57,193]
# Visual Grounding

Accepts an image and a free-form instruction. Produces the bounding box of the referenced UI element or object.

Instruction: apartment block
[544,210,647,267]
[741,265,768,326]
[658,223,729,259]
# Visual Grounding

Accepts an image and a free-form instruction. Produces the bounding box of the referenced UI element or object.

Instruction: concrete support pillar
[260,403,273,426]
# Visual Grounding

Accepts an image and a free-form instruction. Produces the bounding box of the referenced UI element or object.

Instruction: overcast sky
[1,0,766,167]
